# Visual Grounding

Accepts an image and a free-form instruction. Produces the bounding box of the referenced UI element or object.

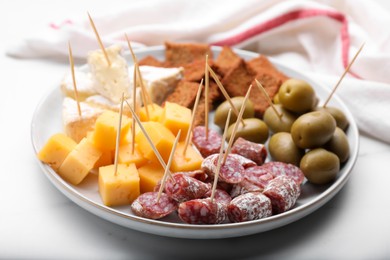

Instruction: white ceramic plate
[31,46,359,239]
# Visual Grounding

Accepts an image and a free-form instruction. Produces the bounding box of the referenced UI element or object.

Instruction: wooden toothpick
[87,12,111,67]
[255,79,282,120]
[157,130,181,202]
[204,54,209,140]
[210,109,231,202]
[113,93,125,176]
[223,85,253,164]
[124,100,171,177]
[208,65,245,126]
[67,41,81,117]
[183,79,203,157]
[125,34,153,109]
[131,65,137,154]
[323,42,365,107]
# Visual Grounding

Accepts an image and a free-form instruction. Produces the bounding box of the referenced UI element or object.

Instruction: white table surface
[2,1,390,259]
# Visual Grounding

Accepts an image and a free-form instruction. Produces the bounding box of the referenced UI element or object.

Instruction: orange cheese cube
[118,143,147,167]
[137,162,165,193]
[94,150,113,169]
[159,102,191,141]
[135,121,175,163]
[98,163,140,206]
[37,133,77,171]
[58,138,102,185]
[139,103,164,122]
[91,110,131,151]
[171,142,203,172]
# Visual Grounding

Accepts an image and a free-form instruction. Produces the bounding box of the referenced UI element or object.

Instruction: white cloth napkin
[7,0,390,143]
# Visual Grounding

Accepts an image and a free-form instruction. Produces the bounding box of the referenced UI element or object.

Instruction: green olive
[214,97,255,129]
[273,93,280,104]
[291,110,336,149]
[323,127,350,163]
[268,132,305,166]
[279,79,316,114]
[226,118,269,144]
[313,106,349,131]
[263,104,298,133]
[300,148,340,185]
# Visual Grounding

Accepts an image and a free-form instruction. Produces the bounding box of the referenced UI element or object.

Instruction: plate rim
[30,45,359,239]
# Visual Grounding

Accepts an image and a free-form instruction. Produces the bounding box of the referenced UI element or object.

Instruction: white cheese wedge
[88,45,131,103]
[130,65,183,105]
[62,97,104,142]
[60,70,97,101]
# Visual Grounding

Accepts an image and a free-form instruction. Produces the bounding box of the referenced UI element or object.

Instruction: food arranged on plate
[37,29,359,224]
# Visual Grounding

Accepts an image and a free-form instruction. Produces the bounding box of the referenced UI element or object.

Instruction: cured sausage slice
[263,175,301,214]
[131,192,177,219]
[230,179,263,198]
[164,173,211,203]
[227,192,272,222]
[178,198,227,224]
[203,188,232,207]
[231,137,267,165]
[261,161,305,185]
[192,126,223,158]
[243,166,274,189]
[201,154,245,184]
[228,153,257,168]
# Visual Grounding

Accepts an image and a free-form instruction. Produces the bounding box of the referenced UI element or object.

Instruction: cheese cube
[171,142,203,172]
[159,102,191,141]
[137,162,165,193]
[135,122,175,163]
[60,70,97,101]
[139,103,163,122]
[94,150,113,169]
[37,133,77,171]
[99,163,140,206]
[118,143,147,167]
[58,138,102,185]
[91,110,131,151]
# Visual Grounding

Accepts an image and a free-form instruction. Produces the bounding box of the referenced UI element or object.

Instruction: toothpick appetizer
[210,109,232,202]
[157,130,181,202]
[124,100,171,176]
[208,65,245,126]
[223,85,253,164]
[204,54,210,140]
[323,42,365,107]
[255,79,282,120]
[113,94,125,176]
[182,79,203,157]
[131,65,137,154]
[87,12,111,66]
[68,41,81,117]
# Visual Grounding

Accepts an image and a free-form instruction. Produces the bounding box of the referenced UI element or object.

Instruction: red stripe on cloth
[49,19,73,29]
[211,8,360,78]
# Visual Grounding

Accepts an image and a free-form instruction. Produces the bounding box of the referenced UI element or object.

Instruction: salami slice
[230,179,263,198]
[228,153,257,168]
[261,161,305,185]
[201,154,245,184]
[231,137,267,165]
[243,166,274,189]
[131,192,177,219]
[203,188,232,207]
[178,198,226,224]
[164,173,211,203]
[263,175,301,214]
[192,126,223,158]
[227,192,272,222]
[183,169,209,182]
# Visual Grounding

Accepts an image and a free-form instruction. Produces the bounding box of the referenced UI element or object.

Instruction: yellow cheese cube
[171,142,203,172]
[91,110,131,151]
[37,133,77,171]
[58,138,102,185]
[137,162,165,193]
[135,121,175,163]
[118,143,147,167]
[139,103,164,122]
[94,150,113,169]
[98,163,140,206]
[159,102,191,141]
